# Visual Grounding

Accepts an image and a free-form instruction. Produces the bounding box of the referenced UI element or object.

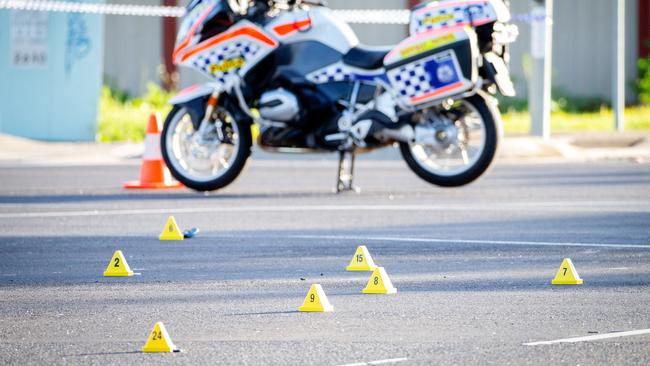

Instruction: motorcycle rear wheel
[399,93,500,187]
[161,104,252,192]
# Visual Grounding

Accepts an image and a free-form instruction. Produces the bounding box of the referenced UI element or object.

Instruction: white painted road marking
[523,329,650,346]
[0,201,649,219]
[287,234,650,249]
[336,357,408,366]
[367,358,409,365]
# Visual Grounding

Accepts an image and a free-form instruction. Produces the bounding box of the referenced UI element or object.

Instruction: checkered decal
[307,62,385,84]
[387,49,468,106]
[411,1,495,34]
[190,41,261,84]
[387,62,432,99]
[308,63,355,83]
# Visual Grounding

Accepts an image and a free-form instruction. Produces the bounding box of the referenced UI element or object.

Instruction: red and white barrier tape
[0,0,185,17]
[1,0,409,23]
[0,0,534,24]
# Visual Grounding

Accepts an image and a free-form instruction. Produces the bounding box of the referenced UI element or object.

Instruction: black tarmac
[1,153,649,365]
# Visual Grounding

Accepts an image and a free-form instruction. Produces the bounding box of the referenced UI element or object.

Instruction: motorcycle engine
[258,88,300,123]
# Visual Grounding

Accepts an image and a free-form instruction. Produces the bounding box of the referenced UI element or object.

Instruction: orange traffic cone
[124,113,183,189]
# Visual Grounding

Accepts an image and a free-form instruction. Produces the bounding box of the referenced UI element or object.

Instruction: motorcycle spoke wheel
[166,109,239,183]
[409,100,487,177]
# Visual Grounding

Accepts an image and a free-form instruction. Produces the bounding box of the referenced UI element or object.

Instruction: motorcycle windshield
[175,0,222,47]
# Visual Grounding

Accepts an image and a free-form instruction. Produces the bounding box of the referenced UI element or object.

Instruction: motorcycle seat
[343,45,392,70]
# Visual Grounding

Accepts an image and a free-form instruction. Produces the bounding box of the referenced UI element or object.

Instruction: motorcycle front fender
[168,84,215,130]
[167,84,253,131]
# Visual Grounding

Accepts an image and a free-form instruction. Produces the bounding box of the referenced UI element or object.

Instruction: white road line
[287,234,650,249]
[369,358,409,365]
[336,357,408,366]
[523,329,650,346]
[0,201,648,218]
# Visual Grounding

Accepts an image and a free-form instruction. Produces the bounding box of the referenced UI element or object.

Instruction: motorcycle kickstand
[335,150,360,194]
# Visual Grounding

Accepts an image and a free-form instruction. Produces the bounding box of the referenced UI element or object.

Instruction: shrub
[551,89,608,113]
[636,57,650,105]
[96,83,173,142]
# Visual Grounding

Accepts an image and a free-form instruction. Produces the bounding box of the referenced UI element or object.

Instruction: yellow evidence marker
[103,250,134,277]
[362,267,397,294]
[298,284,334,312]
[142,322,180,353]
[551,258,583,285]
[159,216,184,241]
[346,245,378,272]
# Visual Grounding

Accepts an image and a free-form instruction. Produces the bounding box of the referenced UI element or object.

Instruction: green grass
[502,105,650,135]
[96,84,173,142]
[96,84,650,142]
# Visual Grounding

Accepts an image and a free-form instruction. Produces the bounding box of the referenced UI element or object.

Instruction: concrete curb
[499,133,650,162]
[0,132,648,166]
[0,134,140,166]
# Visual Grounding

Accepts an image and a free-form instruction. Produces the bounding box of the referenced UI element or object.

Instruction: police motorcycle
[162,0,518,192]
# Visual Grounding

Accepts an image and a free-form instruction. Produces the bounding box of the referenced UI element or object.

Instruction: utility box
[0,4,104,141]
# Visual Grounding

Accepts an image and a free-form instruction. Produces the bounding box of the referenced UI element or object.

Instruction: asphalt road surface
[1,152,649,365]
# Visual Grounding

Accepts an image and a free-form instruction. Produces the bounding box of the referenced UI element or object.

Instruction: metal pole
[529,0,553,139]
[613,0,625,131]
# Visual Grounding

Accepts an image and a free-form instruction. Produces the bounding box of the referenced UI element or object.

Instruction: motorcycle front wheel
[399,93,500,187]
[161,103,252,192]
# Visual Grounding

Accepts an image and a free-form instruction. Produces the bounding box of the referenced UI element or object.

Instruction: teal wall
[0,3,104,141]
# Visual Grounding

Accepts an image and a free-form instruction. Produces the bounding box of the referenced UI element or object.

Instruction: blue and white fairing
[265,7,359,54]
[264,7,389,85]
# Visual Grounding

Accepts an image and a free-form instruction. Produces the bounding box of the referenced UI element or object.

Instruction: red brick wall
[640,0,650,57]
[162,0,178,90]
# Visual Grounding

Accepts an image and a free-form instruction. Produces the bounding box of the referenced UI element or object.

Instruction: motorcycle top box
[384,26,478,108]
[409,0,511,35]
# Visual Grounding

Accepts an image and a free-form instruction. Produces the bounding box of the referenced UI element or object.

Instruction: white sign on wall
[10,11,49,67]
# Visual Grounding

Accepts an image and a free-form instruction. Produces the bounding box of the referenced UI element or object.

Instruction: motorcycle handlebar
[246,0,326,20]
[294,0,327,6]
[303,0,327,6]
[260,0,327,9]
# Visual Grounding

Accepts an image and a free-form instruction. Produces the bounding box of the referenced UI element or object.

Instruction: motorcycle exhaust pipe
[353,110,416,144]
[372,124,415,143]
